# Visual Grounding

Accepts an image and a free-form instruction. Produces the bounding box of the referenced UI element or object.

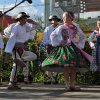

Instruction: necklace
[66,23,77,33]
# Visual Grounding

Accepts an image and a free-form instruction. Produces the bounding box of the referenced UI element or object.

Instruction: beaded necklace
[66,23,77,33]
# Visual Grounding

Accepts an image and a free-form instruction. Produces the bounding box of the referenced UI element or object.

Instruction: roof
[0,15,37,30]
[0,15,15,30]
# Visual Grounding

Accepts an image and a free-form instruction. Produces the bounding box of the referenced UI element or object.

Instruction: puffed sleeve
[76,25,85,49]
[5,27,17,54]
[26,22,40,31]
[28,30,36,40]
[42,27,50,45]
[50,25,63,47]
[88,31,96,49]
[4,23,16,38]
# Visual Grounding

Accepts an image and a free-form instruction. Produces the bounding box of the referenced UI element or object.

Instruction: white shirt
[4,23,16,38]
[42,25,59,45]
[5,22,36,53]
[88,30,97,49]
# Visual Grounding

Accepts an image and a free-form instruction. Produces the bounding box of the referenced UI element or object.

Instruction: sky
[0,0,100,20]
[0,0,44,19]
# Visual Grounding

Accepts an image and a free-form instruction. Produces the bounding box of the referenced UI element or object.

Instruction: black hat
[49,15,61,21]
[13,12,30,21]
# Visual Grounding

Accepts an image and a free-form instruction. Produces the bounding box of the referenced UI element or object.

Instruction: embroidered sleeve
[88,31,96,49]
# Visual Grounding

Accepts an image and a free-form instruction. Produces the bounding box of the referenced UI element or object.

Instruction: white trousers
[9,50,37,83]
[12,50,37,61]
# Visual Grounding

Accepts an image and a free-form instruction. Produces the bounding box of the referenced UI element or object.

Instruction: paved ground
[0,83,100,100]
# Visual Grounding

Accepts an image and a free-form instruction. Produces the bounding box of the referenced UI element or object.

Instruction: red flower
[62,53,67,60]
[63,35,68,39]
[53,60,58,64]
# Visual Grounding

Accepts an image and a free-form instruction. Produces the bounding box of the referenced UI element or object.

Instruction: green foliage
[77,21,95,31]
[0,28,100,85]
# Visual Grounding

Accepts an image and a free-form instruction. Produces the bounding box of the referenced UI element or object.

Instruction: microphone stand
[0,0,26,17]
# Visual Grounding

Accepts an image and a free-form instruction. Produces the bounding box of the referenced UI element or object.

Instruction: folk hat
[13,12,30,21]
[49,15,61,22]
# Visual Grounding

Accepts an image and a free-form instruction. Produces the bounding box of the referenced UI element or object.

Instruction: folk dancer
[4,17,38,84]
[42,11,93,91]
[88,19,100,84]
[4,12,38,89]
[41,15,61,84]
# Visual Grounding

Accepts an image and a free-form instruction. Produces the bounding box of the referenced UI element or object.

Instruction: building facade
[44,0,81,27]
[44,0,100,27]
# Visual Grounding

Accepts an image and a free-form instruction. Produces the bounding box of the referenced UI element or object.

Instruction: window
[62,1,67,7]
[72,0,76,5]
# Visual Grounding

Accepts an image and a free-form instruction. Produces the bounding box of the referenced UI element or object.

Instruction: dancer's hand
[60,40,66,46]
[91,46,95,49]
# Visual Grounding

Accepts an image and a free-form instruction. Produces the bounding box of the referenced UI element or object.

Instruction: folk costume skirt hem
[42,43,89,72]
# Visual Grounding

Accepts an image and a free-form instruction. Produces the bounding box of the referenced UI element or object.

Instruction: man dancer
[5,12,38,89]
[42,15,61,84]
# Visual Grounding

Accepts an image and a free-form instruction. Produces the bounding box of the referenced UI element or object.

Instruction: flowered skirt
[42,43,89,72]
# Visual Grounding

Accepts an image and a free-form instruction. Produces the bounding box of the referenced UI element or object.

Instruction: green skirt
[42,43,89,72]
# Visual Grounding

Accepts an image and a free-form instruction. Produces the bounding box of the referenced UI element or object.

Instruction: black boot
[7,82,21,90]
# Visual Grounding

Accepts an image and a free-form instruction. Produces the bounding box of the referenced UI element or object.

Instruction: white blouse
[50,23,85,49]
[42,25,59,45]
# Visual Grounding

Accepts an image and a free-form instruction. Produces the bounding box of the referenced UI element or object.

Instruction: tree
[33,14,45,31]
